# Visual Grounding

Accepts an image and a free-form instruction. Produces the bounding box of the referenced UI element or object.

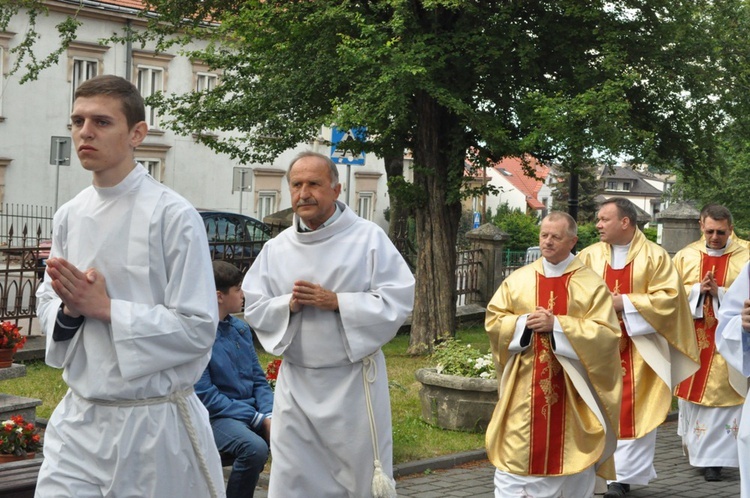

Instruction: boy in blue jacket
[196,261,274,498]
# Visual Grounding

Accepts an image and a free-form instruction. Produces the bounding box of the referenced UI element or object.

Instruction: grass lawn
[0,327,491,464]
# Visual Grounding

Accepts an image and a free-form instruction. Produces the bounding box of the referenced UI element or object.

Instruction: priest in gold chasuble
[672,205,748,481]
[486,212,622,498]
[577,198,699,498]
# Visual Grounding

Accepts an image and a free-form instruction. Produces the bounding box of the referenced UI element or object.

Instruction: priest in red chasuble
[485,211,622,497]
[673,204,748,482]
[577,197,700,498]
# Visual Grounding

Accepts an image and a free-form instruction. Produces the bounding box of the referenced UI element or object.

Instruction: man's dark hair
[601,197,638,226]
[700,203,733,225]
[212,260,243,293]
[74,75,146,129]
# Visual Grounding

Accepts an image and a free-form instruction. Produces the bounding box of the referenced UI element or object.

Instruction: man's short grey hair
[545,211,578,237]
[601,197,637,226]
[287,151,339,187]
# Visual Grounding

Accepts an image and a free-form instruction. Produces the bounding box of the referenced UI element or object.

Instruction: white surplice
[716,262,750,498]
[242,201,415,498]
[34,165,224,498]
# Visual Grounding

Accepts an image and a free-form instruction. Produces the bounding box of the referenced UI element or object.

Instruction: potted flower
[266,358,282,391]
[0,321,25,368]
[0,414,41,462]
[415,339,498,432]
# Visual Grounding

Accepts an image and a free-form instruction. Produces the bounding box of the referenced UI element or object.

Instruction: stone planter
[415,367,499,432]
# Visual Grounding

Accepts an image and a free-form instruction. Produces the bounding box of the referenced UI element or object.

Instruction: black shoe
[705,467,723,482]
[603,482,630,498]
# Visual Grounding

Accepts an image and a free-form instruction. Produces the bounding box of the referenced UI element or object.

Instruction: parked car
[524,246,541,265]
[199,211,272,272]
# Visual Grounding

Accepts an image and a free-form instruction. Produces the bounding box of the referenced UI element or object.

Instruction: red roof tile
[493,156,549,208]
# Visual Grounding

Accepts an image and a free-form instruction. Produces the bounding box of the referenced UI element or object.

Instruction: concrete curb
[392,410,680,479]
[393,449,488,478]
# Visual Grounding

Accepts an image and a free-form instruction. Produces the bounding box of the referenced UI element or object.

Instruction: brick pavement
[393,419,740,497]
[247,419,741,497]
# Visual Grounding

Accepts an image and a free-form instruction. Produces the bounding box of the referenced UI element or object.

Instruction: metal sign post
[232,167,252,214]
[49,136,71,210]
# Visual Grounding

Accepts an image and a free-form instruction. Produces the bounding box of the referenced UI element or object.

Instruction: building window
[71,59,98,108]
[0,45,3,118]
[257,191,276,221]
[353,171,381,220]
[137,66,164,129]
[135,143,170,183]
[358,192,374,220]
[196,73,218,92]
[606,180,617,190]
[132,50,173,132]
[0,32,14,119]
[66,41,107,112]
[252,168,285,221]
[139,158,163,182]
[622,181,630,191]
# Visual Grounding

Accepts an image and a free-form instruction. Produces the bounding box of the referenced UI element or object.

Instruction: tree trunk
[407,92,463,355]
[383,155,413,267]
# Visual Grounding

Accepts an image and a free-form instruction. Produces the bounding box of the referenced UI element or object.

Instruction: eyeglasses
[705,229,727,236]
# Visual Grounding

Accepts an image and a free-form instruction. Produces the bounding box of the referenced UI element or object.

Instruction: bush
[489,205,540,251]
[430,339,496,379]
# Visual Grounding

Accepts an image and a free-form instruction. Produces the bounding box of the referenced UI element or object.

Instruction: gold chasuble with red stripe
[577,229,700,439]
[485,258,621,480]
[673,240,748,407]
[529,273,570,475]
[603,263,639,439]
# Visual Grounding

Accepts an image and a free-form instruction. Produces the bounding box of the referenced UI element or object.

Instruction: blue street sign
[473,212,481,228]
[330,127,366,165]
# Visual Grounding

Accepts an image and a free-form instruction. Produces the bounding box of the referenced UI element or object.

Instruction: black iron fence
[0,210,52,333]
[0,204,525,332]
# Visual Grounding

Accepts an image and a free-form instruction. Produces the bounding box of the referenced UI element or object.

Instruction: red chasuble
[529,272,572,475]
[675,253,730,402]
[603,263,636,438]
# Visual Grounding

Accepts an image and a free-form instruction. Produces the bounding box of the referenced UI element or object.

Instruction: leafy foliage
[575,222,601,252]
[489,205,540,252]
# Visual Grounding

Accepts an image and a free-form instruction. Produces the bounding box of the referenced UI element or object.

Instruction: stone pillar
[656,202,700,256]
[465,223,509,306]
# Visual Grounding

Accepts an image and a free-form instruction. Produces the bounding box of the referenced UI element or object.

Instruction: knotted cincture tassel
[363,354,397,498]
[371,459,397,498]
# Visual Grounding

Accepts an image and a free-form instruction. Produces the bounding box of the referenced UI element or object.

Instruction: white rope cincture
[362,355,397,498]
[76,388,221,498]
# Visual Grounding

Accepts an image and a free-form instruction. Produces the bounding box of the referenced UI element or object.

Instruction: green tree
[551,164,602,223]
[490,206,540,252]
[4,1,743,353]
[575,222,601,252]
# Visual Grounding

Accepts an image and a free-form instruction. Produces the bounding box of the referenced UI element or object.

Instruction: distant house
[598,164,669,223]
[464,156,551,221]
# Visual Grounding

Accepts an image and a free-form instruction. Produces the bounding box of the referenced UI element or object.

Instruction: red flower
[0,414,41,456]
[0,321,25,353]
[265,359,282,390]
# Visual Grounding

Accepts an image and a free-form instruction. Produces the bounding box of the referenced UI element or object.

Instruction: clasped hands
[700,271,719,298]
[45,257,111,322]
[741,299,750,332]
[289,280,338,313]
[526,306,554,333]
